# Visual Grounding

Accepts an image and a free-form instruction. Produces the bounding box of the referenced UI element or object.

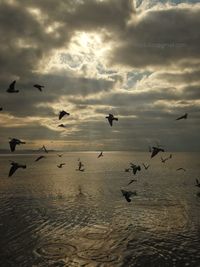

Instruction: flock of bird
[0,81,198,202]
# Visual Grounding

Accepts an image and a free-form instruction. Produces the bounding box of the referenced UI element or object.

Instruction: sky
[0,0,200,152]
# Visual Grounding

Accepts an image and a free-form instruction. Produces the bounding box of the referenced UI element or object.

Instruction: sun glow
[40,31,111,74]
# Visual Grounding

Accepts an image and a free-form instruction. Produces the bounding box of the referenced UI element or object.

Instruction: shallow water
[0,152,200,267]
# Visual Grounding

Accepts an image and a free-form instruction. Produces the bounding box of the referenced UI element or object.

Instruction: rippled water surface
[0,152,200,267]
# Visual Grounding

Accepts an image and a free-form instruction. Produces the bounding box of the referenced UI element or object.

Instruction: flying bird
[57,154,63,157]
[195,179,200,188]
[57,163,65,168]
[9,138,25,152]
[35,155,46,162]
[34,84,44,92]
[127,179,137,185]
[142,163,150,170]
[105,114,118,126]
[7,81,19,93]
[58,124,66,128]
[130,163,141,175]
[176,113,188,120]
[59,110,70,120]
[151,147,164,158]
[40,145,48,153]
[176,168,186,172]
[77,161,85,171]
[98,152,103,158]
[161,154,172,163]
[121,189,137,202]
[8,162,26,177]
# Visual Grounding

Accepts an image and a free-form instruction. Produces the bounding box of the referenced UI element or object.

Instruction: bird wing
[196,179,199,185]
[124,194,131,202]
[9,81,16,90]
[151,147,158,158]
[35,156,43,161]
[9,141,16,152]
[59,112,63,120]
[9,165,18,177]
[176,115,184,120]
[108,117,113,126]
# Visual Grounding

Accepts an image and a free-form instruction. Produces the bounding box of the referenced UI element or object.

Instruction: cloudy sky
[0,0,199,151]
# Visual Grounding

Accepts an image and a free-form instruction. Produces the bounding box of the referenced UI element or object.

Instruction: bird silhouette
[59,110,70,120]
[57,154,63,157]
[105,114,118,126]
[76,161,84,171]
[142,163,150,170]
[127,179,137,185]
[130,163,141,175]
[8,162,26,177]
[40,145,48,153]
[35,155,46,162]
[34,84,44,92]
[195,179,200,188]
[57,163,65,168]
[151,147,164,158]
[161,154,172,163]
[58,124,66,128]
[7,81,19,93]
[121,189,137,202]
[176,168,186,172]
[98,151,103,158]
[176,113,188,120]
[125,168,130,172]
[9,138,25,152]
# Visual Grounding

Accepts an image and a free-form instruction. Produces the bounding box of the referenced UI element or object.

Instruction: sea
[0,152,200,267]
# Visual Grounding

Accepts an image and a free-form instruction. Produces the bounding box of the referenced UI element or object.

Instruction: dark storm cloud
[67,87,197,108]
[155,70,200,85]
[0,0,199,151]
[109,6,200,68]
[0,0,120,119]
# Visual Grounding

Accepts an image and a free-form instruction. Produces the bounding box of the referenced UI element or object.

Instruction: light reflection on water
[0,152,200,266]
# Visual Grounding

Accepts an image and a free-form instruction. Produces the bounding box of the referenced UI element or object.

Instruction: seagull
[58,124,66,128]
[176,168,186,172]
[130,163,141,175]
[57,154,63,157]
[98,151,103,158]
[76,161,84,171]
[41,145,48,153]
[0,107,2,111]
[105,114,118,126]
[34,84,44,92]
[151,147,164,158]
[57,163,65,168]
[8,162,26,177]
[127,179,137,185]
[59,110,70,120]
[161,154,172,163]
[9,138,26,152]
[142,163,150,170]
[121,189,137,202]
[35,155,46,162]
[7,81,19,93]
[195,179,200,188]
[176,113,188,120]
